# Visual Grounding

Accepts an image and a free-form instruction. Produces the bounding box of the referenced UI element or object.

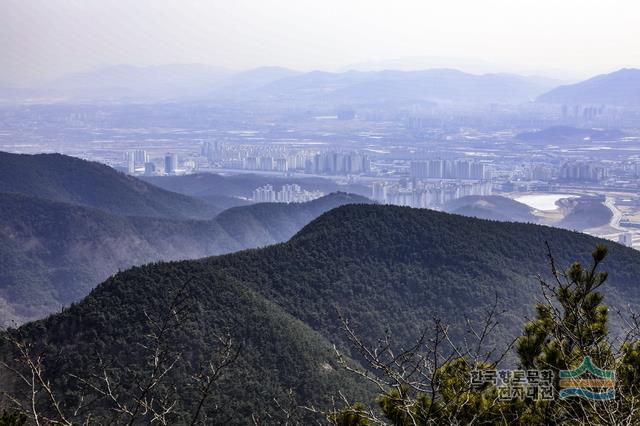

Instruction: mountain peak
[537,68,640,106]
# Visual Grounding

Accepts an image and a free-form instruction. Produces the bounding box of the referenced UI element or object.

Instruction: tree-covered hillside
[0,152,219,220]
[0,192,370,326]
[2,204,639,423]
[1,264,370,424]
[205,205,640,348]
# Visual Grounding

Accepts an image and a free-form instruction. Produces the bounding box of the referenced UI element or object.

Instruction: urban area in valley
[3,67,640,248]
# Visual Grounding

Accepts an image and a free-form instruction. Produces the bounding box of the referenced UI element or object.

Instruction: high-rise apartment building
[164,153,178,175]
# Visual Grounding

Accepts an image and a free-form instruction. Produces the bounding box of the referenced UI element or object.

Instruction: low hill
[0,192,369,326]
[555,196,613,231]
[442,195,537,223]
[537,68,640,106]
[0,152,220,220]
[2,205,640,422]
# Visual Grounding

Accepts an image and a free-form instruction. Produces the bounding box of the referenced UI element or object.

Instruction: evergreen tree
[0,410,26,426]
[337,245,640,425]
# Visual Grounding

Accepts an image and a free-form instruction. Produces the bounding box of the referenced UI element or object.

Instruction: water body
[515,194,578,211]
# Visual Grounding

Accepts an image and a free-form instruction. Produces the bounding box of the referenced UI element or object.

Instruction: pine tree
[512,244,639,424]
[0,410,26,426]
[335,245,640,425]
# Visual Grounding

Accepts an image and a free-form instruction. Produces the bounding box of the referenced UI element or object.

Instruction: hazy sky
[2,0,640,85]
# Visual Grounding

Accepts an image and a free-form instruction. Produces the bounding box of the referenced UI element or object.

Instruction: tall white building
[252,184,324,203]
[126,152,135,174]
[144,162,156,176]
[259,157,273,171]
[164,153,178,175]
[275,158,288,172]
[372,182,388,203]
[410,160,486,180]
[134,150,148,164]
[252,184,276,203]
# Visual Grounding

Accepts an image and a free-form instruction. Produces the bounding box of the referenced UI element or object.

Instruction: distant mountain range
[537,68,640,106]
[40,64,232,101]
[342,55,578,80]
[1,64,559,104]
[223,68,557,105]
[0,65,296,102]
[6,65,640,107]
[343,56,503,74]
[2,204,639,422]
[0,152,370,326]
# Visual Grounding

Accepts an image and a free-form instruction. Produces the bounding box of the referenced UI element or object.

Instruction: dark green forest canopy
[0,151,220,220]
[2,204,640,422]
[0,184,369,326]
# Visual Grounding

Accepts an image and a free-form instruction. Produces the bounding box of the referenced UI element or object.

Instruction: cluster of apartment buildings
[559,162,606,182]
[305,152,371,175]
[410,160,488,180]
[372,180,493,208]
[201,141,371,176]
[252,184,325,203]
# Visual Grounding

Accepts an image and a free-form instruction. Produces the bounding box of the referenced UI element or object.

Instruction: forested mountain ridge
[0,261,370,423]
[0,191,370,327]
[214,193,370,244]
[2,204,640,423]
[0,151,220,220]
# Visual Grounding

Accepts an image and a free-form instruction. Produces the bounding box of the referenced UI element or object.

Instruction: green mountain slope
[2,204,640,422]
[1,263,368,423]
[0,152,220,220]
[0,192,369,326]
[214,192,369,245]
[204,205,640,347]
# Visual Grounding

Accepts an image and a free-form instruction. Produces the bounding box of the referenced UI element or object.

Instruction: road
[604,196,624,231]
